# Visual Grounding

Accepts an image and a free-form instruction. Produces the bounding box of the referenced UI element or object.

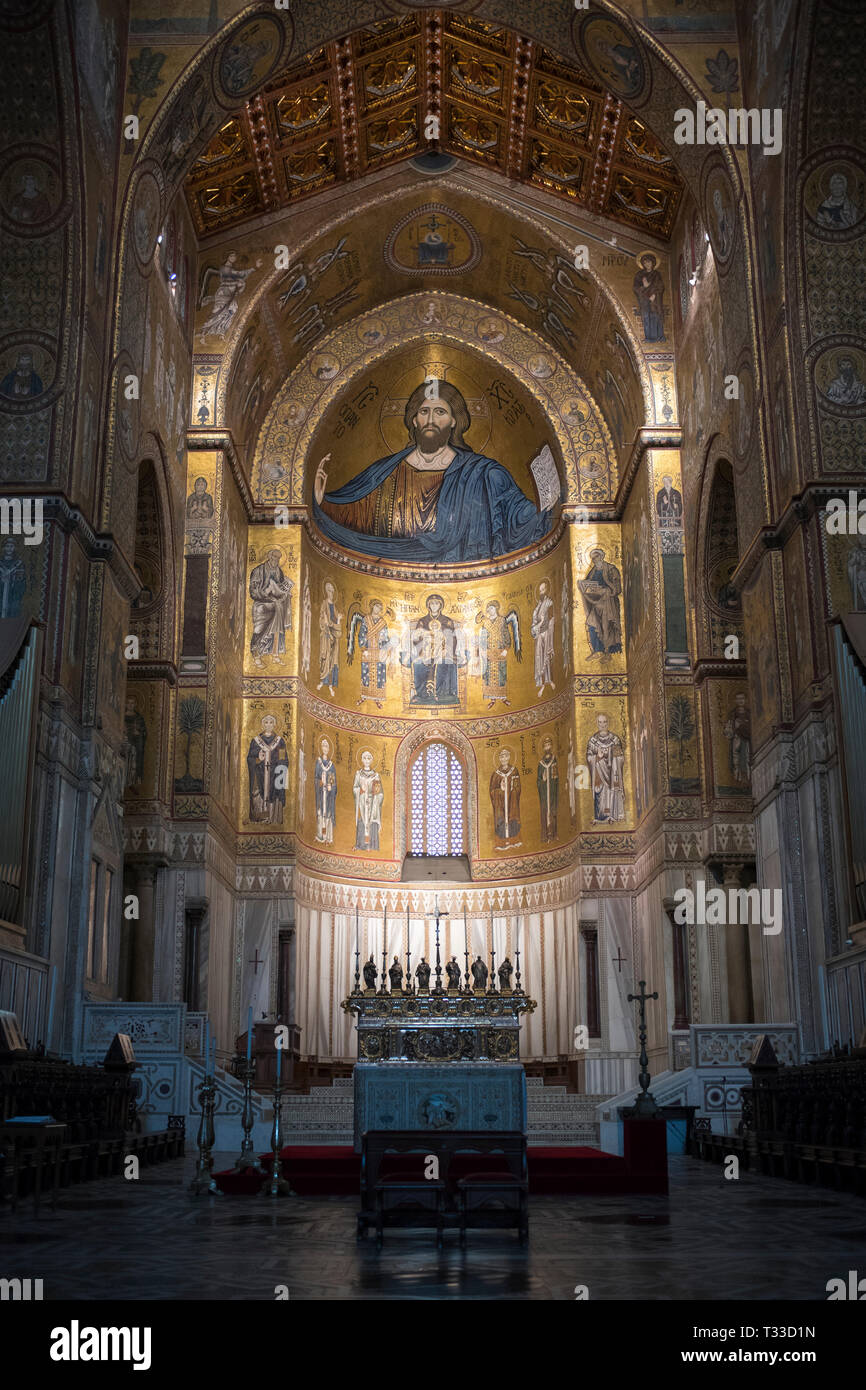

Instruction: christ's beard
[414,423,452,455]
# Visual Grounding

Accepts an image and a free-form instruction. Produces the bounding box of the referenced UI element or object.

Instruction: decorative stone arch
[108,0,761,533]
[693,432,743,658]
[129,434,179,663]
[250,291,620,511]
[215,174,656,436]
[393,721,479,869]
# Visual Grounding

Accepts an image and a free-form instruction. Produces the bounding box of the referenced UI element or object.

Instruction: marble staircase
[212,1075,606,1149]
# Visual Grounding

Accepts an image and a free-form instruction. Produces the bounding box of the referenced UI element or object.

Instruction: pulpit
[237,1021,300,1086]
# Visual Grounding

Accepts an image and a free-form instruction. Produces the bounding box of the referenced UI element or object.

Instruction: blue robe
[313,446,553,563]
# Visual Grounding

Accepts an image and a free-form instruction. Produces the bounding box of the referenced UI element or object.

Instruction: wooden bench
[359,1130,528,1245]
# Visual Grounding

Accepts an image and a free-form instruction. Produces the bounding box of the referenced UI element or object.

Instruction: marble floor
[1,1153,864,1300]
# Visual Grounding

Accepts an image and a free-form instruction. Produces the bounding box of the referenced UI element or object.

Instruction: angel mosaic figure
[475,599,521,708]
[347,599,392,707]
[199,252,261,338]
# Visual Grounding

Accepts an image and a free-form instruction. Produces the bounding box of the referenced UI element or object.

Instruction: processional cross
[627,979,659,1115]
[248,949,263,975]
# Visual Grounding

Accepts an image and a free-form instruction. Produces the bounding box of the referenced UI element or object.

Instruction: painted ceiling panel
[183,10,682,241]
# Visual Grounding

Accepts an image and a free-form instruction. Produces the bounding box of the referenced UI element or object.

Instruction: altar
[353,1062,527,1151]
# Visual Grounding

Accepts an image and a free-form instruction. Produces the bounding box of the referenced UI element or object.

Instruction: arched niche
[394,721,479,874]
[251,291,619,527]
[694,443,746,660]
[128,444,177,663]
[212,177,653,463]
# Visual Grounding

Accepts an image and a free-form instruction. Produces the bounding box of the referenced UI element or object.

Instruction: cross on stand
[626,979,659,1117]
[248,949,263,975]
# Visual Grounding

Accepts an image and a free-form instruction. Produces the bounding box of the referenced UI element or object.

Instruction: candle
[276,1035,282,1083]
[246,1005,253,1062]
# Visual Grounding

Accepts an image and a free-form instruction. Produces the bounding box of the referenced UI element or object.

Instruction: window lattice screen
[409,742,464,856]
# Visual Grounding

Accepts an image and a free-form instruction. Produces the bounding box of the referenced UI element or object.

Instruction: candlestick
[275,1035,282,1083]
[434,911,442,994]
[380,904,388,994]
[463,914,470,995]
[246,1006,253,1062]
[189,1075,220,1196]
[210,1036,216,1077]
[490,926,497,994]
[203,1018,209,1069]
[231,1055,264,1176]
[261,1048,295,1198]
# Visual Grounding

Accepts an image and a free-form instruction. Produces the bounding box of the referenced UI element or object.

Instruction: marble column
[132,865,157,1002]
[582,926,600,1038]
[723,862,752,1023]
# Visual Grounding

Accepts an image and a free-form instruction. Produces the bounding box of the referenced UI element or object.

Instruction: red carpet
[214,1144,651,1196]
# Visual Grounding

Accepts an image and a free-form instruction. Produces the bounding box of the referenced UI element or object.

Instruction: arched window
[408,741,465,856]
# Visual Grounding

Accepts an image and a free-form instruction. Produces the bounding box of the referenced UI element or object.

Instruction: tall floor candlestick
[380,905,388,994]
[261,1044,294,1197]
[189,1074,220,1196]
[245,1006,253,1062]
[231,1054,264,1176]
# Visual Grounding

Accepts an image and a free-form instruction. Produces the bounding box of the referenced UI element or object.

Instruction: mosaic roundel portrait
[804,158,865,238]
[0,343,54,403]
[217,15,285,101]
[705,167,736,267]
[309,343,563,566]
[814,346,866,413]
[1,156,62,233]
[576,13,646,102]
[131,170,161,269]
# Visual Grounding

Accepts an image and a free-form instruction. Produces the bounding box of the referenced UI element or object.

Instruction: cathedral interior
[1,0,866,1322]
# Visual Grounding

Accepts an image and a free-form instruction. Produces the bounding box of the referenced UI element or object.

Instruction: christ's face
[829,173,847,198]
[839,358,855,383]
[413,397,454,453]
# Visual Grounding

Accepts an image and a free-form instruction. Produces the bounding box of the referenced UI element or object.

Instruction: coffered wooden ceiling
[184,11,682,242]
